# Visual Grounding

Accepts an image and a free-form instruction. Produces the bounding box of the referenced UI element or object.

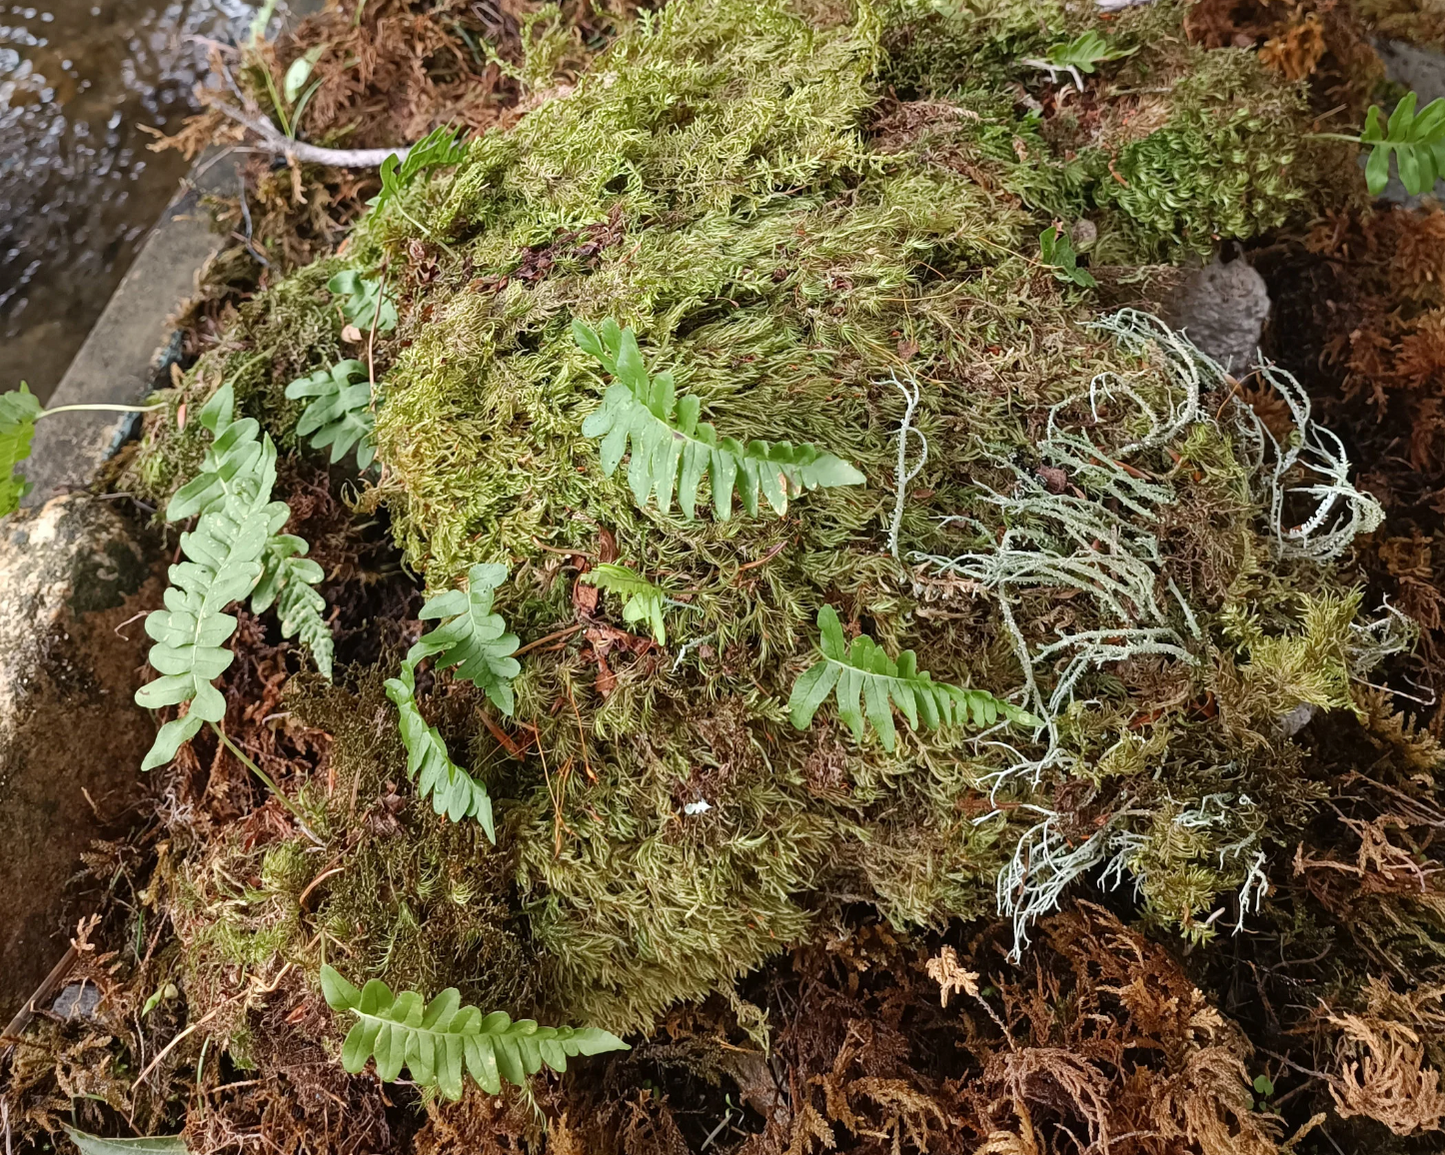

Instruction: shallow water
[0,0,259,401]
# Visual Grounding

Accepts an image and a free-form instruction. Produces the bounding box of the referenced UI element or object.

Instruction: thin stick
[735,539,788,576]
[209,722,302,819]
[38,402,166,418]
[514,623,584,658]
[131,1005,224,1090]
[210,100,404,167]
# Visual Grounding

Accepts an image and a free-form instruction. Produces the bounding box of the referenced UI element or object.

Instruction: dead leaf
[342,324,363,343]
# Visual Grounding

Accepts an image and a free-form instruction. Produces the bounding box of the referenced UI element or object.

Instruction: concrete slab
[22,150,243,506]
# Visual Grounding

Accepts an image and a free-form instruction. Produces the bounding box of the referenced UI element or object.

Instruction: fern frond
[165,384,265,522]
[384,659,495,836]
[788,606,1040,751]
[371,125,468,217]
[580,563,668,643]
[320,965,626,1101]
[328,271,397,334]
[1361,92,1445,195]
[135,431,288,770]
[1044,30,1135,73]
[254,534,333,680]
[0,383,41,517]
[407,563,521,716]
[574,319,865,519]
[285,360,377,469]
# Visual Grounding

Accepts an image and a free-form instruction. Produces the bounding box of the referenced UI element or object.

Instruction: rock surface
[0,495,160,1021]
[1161,255,1271,374]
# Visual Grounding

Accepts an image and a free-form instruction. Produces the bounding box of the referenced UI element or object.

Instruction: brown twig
[514,623,585,658]
[735,539,789,577]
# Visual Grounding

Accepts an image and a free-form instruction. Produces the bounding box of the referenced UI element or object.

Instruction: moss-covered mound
[32,1,1438,1152]
[115,0,1395,1031]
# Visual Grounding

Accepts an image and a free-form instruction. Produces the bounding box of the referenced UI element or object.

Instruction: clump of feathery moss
[126,0,1391,1035]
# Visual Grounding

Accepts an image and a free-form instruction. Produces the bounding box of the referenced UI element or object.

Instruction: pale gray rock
[1161,256,1271,375]
[0,494,160,1020]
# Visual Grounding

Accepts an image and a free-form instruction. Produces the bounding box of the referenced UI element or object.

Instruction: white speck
[684,799,711,816]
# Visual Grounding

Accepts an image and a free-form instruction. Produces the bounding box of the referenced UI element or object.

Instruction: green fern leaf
[285,360,377,469]
[165,384,265,522]
[1045,30,1135,73]
[1039,225,1096,288]
[0,383,41,517]
[384,659,495,837]
[320,964,626,1101]
[135,429,288,770]
[407,562,521,716]
[788,606,1041,751]
[328,271,397,334]
[253,534,333,680]
[574,319,865,519]
[1360,92,1445,195]
[580,563,668,643]
[370,125,468,216]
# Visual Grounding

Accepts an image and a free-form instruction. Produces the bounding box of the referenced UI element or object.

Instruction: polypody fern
[408,563,521,716]
[384,659,495,836]
[253,534,333,681]
[383,563,521,834]
[285,360,377,469]
[788,606,1040,751]
[320,965,626,1101]
[574,319,864,519]
[580,563,669,644]
[135,387,291,770]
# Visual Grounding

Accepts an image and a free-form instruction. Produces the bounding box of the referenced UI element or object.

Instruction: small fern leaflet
[1361,91,1445,195]
[370,124,468,217]
[580,563,668,643]
[408,562,521,716]
[253,535,333,680]
[574,319,865,519]
[328,271,397,334]
[384,659,495,836]
[788,606,1041,751]
[0,383,41,517]
[165,384,265,522]
[285,360,377,469]
[321,965,626,1101]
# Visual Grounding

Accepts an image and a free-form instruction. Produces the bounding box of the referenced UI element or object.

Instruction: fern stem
[38,402,167,418]
[210,721,302,817]
[1306,132,1362,143]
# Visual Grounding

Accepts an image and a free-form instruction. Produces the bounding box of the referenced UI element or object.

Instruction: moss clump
[122,0,1386,1040]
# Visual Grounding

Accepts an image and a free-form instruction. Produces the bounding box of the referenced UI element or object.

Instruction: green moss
[127,0,1390,1036]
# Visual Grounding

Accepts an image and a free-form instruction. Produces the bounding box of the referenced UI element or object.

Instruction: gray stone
[0,494,160,1021]
[52,980,102,1021]
[1161,256,1271,375]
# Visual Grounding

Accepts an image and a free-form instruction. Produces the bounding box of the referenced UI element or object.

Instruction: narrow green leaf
[62,1127,188,1155]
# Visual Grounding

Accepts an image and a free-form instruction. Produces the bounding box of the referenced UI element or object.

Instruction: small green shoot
[328,271,397,334]
[1025,30,1136,91]
[581,563,669,643]
[1040,224,1096,288]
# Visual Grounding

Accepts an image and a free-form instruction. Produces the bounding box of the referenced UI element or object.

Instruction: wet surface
[0,0,259,401]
